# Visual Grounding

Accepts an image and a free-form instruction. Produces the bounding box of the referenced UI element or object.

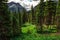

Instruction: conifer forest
[0,0,60,40]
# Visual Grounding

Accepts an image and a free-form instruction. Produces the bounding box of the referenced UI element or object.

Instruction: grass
[10,23,58,40]
[10,33,60,40]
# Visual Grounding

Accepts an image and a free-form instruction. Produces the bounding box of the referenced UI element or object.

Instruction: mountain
[7,0,58,13]
[7,2,25,13]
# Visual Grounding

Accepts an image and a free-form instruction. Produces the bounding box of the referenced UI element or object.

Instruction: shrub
[21,22,36,34]
[42,24,57,33]
[49,25,57,33]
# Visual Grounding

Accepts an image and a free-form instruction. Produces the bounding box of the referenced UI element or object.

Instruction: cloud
[7,0,40,11]
[7,0,58,11]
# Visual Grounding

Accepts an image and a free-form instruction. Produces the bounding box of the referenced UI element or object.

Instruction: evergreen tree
[0,0,12,40]
[38,0,44,33]
[23,8,28,23]
[31,5,36,24]
[47,0,57,25]
[12,10,20,36]
[56,0,60,31]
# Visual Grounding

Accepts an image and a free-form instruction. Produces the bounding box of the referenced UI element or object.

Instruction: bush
[21,22,36,34]
[49,25,57,33]
[42,24,57,33]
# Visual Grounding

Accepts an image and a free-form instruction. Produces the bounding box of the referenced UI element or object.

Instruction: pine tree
[38,0,44,33]
[31,5,36,24]
[56,0,60,31]
[47,0,57,25]
[23,8,28,23]
[0,0,12,40]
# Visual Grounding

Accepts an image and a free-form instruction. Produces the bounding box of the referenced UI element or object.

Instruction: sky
[7,0,58,11]
[7,0,40,11]
[8,0,40,7]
